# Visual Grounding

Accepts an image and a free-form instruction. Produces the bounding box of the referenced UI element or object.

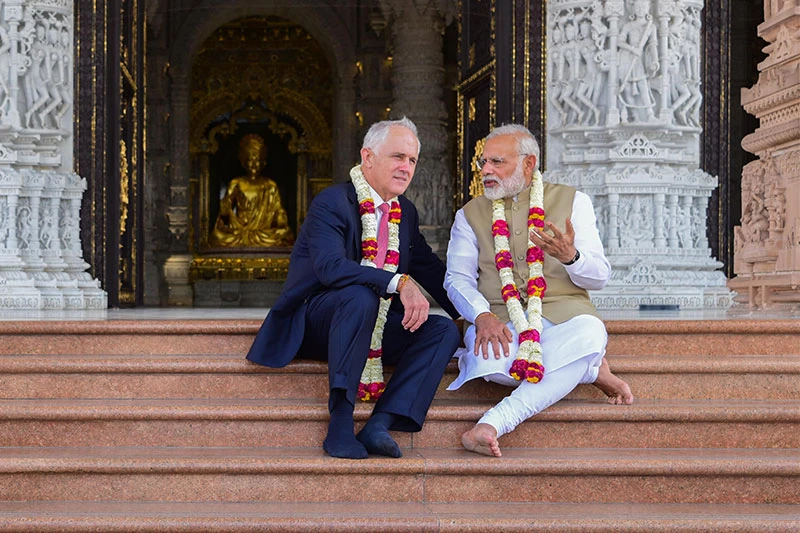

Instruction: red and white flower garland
[351,164,401,401]
[490,169,546,382]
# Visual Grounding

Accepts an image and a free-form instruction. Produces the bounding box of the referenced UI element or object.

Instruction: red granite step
[1,353,798,401]
[0,320,260,355]
[1,319,798,356]
[0,447,796,504]
[0,399,800,448]
[0,501,797,532]
[0,398,797,449]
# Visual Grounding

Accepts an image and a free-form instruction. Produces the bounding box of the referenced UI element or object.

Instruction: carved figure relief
[549,4,605,128]
[736,161,770,248]
[0,6,71,132]
[666,9,701,125]
[617,0,658,122]
[576,18,602,125]
[618,195,654,248]
[549,0,703,128]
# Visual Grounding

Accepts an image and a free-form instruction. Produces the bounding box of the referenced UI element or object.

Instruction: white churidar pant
[447,314,607,437]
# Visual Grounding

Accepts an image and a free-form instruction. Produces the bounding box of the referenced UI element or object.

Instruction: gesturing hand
[530,217,577,264]
[398,277,429,332]
[474,312,513,360]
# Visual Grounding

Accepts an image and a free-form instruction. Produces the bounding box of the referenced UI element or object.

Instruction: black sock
[323,389,367,459]
[363,411,397,432]
[357,411,402,458]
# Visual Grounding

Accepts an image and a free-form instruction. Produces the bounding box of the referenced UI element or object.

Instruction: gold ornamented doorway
[186,16,333,304]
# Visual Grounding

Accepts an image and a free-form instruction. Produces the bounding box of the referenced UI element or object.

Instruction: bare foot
[461,423,502,457]
[593,358,634,405]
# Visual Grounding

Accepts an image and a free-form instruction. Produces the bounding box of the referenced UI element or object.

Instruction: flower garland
[490,169,546,383]
[350,164,401,401]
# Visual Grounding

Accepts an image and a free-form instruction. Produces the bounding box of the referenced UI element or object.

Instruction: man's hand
[474,312,513,360]
[530,217,577,264]
[398,277,429,332]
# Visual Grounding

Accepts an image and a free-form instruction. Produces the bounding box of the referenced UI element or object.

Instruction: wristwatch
[562,249,581,265]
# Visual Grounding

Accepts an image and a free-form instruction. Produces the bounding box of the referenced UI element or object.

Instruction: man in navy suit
[247,118,460,459]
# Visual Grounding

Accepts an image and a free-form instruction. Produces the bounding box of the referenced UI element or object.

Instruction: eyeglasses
[476,153,529,170]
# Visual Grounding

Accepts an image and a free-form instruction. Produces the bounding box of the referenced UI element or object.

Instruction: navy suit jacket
[246,182,459,368]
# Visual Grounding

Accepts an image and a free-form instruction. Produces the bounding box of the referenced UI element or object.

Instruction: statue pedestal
[188,251,291,307]
[193,279,285,307]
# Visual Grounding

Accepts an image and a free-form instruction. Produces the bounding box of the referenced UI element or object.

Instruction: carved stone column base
[70,273,108,309]
[592,279,735,310]
[0,267,41,309]
[164,254,194,306]
[32,272,64,309]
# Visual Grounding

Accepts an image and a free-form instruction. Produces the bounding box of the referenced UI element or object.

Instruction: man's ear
[525,154,537,175]
[360,147,373,167]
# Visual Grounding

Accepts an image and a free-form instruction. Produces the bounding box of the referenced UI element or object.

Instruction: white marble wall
[0,0,105,309]
[545,0,732,309]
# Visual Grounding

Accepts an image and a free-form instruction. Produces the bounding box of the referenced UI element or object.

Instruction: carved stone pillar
[729,1,800,309]
[0,0,105,309]
[381,0,455,254]
[164,75,193,306]
[545,0,732,310]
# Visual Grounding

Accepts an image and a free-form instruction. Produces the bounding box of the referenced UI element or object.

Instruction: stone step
[1,353,799,401]
[1,319,798,356]
[0,321,258,356]
[0,398,797,449]
[0,501,797,532]
[0,446,797,505]
[604,319,800,356]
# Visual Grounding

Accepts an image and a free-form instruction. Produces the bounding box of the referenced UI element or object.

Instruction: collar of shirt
[368,184,388,224]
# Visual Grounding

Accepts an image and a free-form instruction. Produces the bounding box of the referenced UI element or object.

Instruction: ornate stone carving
[548,0,703,130]
[0,1,105,309]
[730,2,800,309]
[546,0,732,310]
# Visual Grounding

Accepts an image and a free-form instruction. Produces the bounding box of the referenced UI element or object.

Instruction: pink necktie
[375,203,389,268]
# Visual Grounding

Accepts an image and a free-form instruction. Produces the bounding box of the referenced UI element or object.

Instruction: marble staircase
[0,319,798,531]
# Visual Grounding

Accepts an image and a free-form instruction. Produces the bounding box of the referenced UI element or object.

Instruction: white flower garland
[350,164,401,400]
[490,169,546,382]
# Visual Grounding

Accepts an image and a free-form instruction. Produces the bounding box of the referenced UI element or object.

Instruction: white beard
[482,162,528,200]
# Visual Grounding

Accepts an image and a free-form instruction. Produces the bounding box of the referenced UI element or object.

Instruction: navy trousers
[299,285,460,432]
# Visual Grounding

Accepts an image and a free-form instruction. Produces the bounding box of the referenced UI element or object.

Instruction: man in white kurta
[445,124,633,457]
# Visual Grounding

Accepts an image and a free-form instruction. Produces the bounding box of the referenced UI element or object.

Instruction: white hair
[361,117,421,161]
[486,124,540,171]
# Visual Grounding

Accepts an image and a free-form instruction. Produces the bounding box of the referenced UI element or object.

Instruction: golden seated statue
[210,134,294,247]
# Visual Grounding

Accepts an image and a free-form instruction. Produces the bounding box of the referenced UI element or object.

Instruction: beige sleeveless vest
[462,182,600,325]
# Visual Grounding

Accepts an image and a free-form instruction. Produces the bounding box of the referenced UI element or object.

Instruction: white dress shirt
[360,183,402,293]
[444,190,610,323]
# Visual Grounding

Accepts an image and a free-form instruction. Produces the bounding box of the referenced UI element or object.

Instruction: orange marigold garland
[351,164,401,401]
[491,169,546,383]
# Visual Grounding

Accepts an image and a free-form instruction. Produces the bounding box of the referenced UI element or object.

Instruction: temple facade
[0,0,794,312]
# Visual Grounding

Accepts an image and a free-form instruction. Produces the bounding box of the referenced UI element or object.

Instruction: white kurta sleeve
[444,209,491,323]
[564,191,611,290]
